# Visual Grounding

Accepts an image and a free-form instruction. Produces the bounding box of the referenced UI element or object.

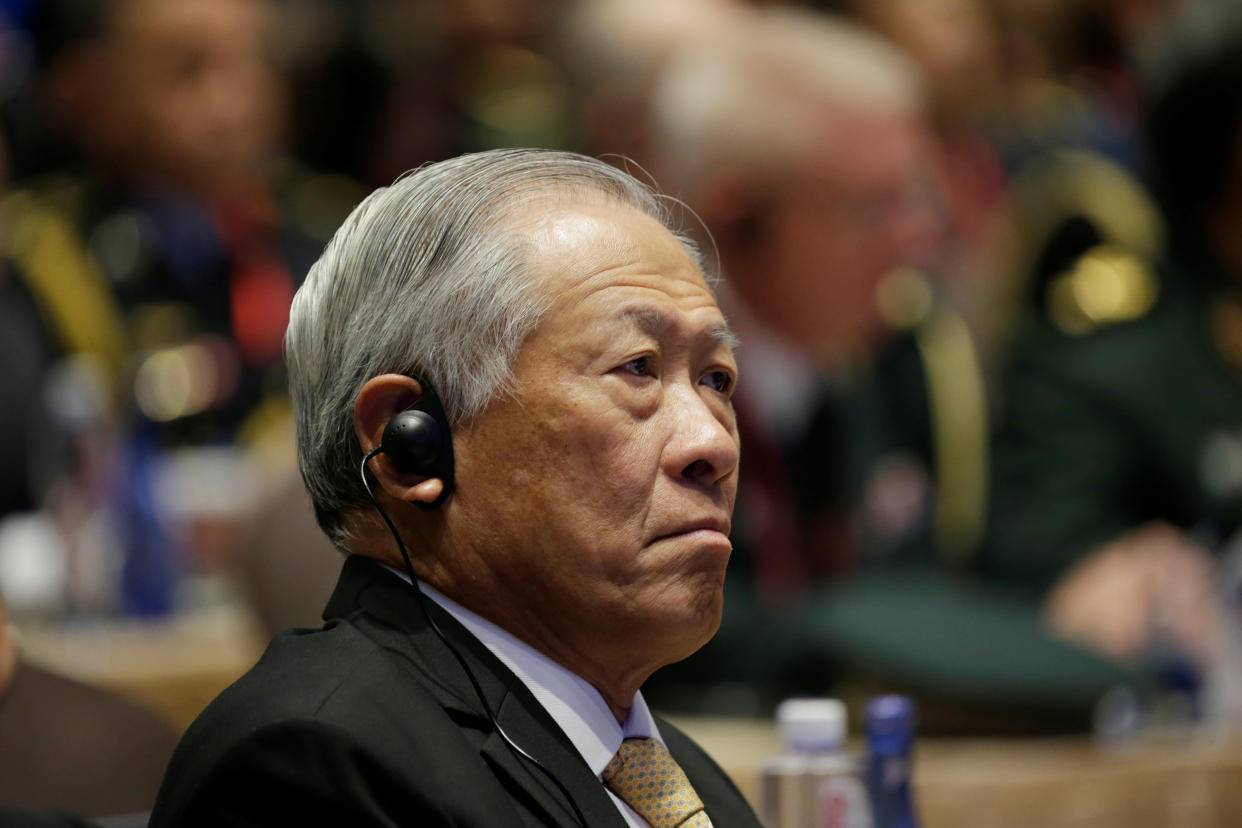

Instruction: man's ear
[354,374,446,506]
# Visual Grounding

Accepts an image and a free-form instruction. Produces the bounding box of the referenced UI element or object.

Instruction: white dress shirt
[408,576,662,827]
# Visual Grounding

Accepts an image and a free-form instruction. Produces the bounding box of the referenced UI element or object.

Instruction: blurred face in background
[740,105,943,361]
[62,0,282,201]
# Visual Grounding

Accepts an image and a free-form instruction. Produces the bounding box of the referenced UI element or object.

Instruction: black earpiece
[376,374,455,508]
[381,410,443,472]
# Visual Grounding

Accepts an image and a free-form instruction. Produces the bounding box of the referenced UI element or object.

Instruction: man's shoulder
[180,618,442,747]
[150,618,496,825]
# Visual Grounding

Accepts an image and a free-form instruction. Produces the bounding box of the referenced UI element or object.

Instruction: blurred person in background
[22,0,309,431]
[640,6,1135,732]
[0,0,354,619]
[982,34,1242,710]
[843,0,1237,366]
[0,590,178,818]
[650,6,957,576]
[639,6,997,717]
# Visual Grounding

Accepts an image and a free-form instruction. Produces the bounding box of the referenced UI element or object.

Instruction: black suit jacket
[149,555,761,827]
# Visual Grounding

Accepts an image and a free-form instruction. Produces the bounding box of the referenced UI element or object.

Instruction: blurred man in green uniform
[983,35,1242,673]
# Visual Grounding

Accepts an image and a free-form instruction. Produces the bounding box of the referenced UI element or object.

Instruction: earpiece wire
[359,448,588,826]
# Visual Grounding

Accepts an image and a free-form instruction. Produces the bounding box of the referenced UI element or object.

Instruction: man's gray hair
[285,148,703,549]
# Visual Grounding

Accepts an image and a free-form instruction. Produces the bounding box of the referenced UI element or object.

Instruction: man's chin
[649,595,725,666]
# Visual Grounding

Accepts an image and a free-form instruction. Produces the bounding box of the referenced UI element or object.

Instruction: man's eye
[701,370,734,394]
[621,356,654,377]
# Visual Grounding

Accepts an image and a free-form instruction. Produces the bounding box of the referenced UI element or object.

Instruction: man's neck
[445,587,648,725]
[417,578,645,729]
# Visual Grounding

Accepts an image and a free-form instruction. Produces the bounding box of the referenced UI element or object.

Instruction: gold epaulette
[1009,150,1164,335]
[1047,243,1158,335]
[1012,149,1164,263]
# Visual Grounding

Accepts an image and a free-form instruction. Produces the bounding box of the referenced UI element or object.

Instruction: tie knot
[601,737,713,828]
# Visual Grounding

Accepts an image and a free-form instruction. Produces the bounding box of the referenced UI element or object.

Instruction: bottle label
[815,774,874,828]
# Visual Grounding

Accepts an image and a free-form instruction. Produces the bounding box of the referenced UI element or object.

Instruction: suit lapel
[482,683,629,828]
[325,557,627,828]
[659,717,765,827]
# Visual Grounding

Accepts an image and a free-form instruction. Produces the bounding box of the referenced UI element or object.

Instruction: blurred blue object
[865,695,919,828]
[0,0,35,29]
[116,424,180,617]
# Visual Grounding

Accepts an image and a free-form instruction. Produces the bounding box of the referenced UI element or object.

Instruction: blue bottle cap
[866,695,916,751]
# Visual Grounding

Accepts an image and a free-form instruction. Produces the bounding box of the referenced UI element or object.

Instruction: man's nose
[666,385,740,488]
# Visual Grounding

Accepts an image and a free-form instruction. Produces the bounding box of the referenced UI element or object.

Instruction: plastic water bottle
[761,698,873,828]
[864,695,919,828]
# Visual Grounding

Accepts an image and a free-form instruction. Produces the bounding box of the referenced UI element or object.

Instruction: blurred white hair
[651,6,924,197]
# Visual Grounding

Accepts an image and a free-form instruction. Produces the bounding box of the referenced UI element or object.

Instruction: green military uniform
[785,151,1238,730]
[983,248,1242,591]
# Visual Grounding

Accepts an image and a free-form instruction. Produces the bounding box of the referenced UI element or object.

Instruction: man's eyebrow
[618,307,739,350]
[708,323,740,351]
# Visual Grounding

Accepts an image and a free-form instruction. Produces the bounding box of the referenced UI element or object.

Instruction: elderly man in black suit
[149,149,760,827]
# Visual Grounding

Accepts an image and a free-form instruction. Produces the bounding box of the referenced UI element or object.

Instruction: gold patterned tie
[601,737,714,828]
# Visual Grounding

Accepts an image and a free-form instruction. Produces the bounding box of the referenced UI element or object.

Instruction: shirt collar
[384,567,661,776]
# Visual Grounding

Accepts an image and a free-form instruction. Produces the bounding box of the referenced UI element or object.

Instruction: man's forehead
[516,200,733,357]
[526,201,703,282]
[533,202,657,255]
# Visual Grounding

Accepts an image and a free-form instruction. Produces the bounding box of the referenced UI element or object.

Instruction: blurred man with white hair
[642,6,996,714]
